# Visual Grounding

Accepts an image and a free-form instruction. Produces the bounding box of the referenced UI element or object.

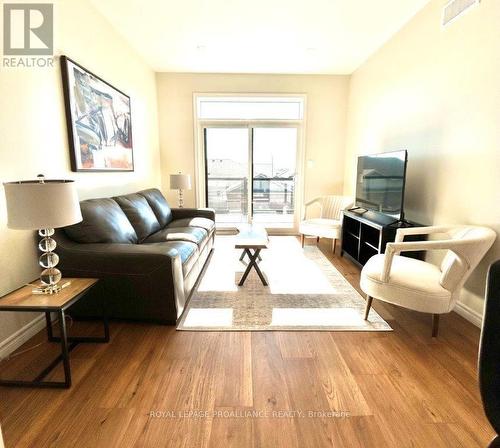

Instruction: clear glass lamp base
[34,229,68,295]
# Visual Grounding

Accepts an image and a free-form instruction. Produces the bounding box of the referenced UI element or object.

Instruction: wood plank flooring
[0,239,494,447]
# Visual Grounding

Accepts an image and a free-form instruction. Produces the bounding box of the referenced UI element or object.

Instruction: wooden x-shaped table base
[238,248,267,286]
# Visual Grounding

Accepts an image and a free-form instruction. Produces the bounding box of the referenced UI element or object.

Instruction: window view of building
[205,127,297,227]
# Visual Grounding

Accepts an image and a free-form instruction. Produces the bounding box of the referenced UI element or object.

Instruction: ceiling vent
[442,0,480,27]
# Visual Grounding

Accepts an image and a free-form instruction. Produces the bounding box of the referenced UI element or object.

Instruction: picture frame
[60,56,134,172]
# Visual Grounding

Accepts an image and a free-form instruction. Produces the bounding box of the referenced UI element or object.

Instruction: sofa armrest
[55,230,186,322]
[171,207,215,221]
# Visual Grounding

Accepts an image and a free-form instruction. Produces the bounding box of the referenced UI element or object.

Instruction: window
[196,96,304,120]
[193,94,306,231]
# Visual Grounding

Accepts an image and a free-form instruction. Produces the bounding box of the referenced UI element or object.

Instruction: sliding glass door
[205,125,298,228]
[205,127,250,225]
[252,127,297,227]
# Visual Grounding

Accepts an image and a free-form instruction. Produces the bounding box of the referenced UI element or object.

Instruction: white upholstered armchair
[299,195,352,253]
[361,225,496,336]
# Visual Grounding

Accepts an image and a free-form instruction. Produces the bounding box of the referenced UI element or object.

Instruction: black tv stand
[341,210,425,267]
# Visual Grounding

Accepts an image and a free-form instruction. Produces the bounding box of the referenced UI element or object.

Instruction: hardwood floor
[0,239,494,447]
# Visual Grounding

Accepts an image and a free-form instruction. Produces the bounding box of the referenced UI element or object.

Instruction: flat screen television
[355,150,408,219]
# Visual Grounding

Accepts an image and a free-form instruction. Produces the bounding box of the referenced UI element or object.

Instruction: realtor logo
[3,3,53,55]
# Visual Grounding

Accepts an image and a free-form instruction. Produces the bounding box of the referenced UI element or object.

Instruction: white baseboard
[0,315,46,361]
[454,301,483,328]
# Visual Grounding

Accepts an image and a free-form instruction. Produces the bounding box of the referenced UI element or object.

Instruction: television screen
[355,150,408,218]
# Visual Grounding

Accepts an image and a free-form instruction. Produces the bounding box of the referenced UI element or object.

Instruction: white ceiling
[90,0,430,74]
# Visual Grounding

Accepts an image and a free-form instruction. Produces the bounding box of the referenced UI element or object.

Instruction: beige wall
[344,0,500,317]
[0,0,160,345]
[156,73,350,209]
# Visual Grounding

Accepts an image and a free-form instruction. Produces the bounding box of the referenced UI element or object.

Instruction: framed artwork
[60,56,134,172]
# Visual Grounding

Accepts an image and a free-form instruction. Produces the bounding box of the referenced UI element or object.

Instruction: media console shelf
[341,210,424,267]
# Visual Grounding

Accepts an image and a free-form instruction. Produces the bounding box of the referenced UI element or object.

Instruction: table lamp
[3,175,82,294]
[169,173,191,208]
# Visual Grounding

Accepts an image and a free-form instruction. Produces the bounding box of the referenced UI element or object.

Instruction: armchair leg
[432,314,440,338]
[332,239,337,254]
[364,296,373,320]
[301,234,305,248]
[316,236,320,244]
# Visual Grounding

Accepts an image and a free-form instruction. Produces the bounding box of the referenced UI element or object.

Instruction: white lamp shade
[170,173,191,190]
[3,180,82,230]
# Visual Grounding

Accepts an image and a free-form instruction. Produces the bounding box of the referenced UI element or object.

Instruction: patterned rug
[177,236,391,331]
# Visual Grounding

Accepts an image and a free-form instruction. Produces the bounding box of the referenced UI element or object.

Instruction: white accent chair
[299,196,352,253]
[361,225,496,337]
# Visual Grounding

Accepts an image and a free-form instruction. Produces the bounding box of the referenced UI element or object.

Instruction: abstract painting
[61,56,134,171]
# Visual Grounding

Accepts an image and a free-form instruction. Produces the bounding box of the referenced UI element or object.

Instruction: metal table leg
[239,249,262,262]
[238,248,267,286]
[59,309,71,388]
[0,308,109,389]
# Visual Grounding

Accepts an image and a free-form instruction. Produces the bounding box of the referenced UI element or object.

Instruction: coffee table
[235,224,269,286]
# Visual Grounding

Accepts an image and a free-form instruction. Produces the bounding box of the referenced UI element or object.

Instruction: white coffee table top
[235,224,269,249]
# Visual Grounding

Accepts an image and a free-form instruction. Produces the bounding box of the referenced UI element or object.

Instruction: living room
[0,0,499,446]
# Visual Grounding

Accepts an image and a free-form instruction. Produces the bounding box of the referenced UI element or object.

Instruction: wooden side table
[0,278,108,389]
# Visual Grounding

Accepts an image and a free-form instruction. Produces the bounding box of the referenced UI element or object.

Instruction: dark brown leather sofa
[56,188,215,324]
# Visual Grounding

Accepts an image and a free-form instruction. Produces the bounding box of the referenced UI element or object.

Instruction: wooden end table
[0,278,108,389]
[235,224,269,286]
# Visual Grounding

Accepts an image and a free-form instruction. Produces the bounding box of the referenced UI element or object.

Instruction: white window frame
[193,93,307,234]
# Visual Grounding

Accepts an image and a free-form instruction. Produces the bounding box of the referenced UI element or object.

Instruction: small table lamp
[3,175,82,294]
[169,173,191,208]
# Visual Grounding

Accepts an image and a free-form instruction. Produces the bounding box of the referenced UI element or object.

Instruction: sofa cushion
[114,193,161,242]
[64,198,138,244]
[144,241,199,275]
[143,226,207,246]
[138,188,173,227]
[168,217,215,234]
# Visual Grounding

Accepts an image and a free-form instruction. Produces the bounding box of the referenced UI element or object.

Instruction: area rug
[177,236,391,331]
